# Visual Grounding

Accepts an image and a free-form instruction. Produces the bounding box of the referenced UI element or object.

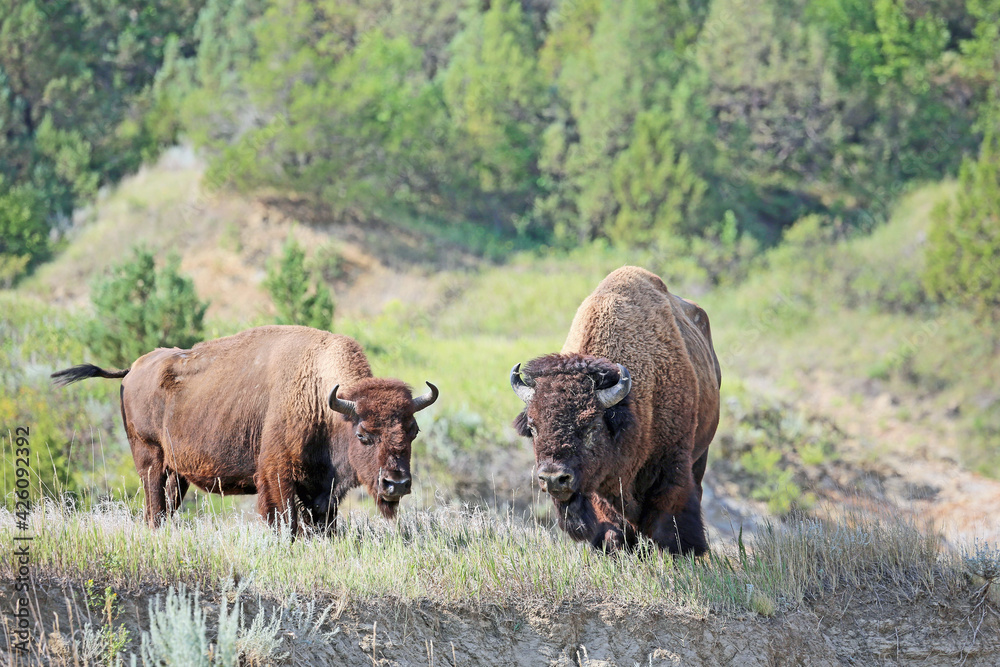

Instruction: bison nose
[380,475,411,499]
[537,465,576,501]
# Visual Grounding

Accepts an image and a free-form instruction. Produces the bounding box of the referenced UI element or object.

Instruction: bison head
[510,354,633,505]
[328,378,438,518]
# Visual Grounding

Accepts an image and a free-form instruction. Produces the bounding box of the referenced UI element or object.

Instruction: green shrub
[140,584,241,667]
[0,181,49,287]
[0,294,127,505]
[264,238,335,330]
[83,248,208,366]
[924,129,1000,336]
[0,390,75,505]
[739,444,807,515]
[715,387,837,516]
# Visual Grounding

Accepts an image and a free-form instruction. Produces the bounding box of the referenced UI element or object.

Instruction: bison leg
[691,449,709,500]
[165,472,190,516]
[256,471,299,537]
[556,493,638,553]
[642,491,708,556]
[297,468,339,536]
[300,491,338,536]
[305,505,338,536]
[130,437,168,528]
[589,495,640,554]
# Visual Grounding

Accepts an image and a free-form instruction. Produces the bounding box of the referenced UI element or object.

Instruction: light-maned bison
[510,266,721,555]
[52,325,438,533]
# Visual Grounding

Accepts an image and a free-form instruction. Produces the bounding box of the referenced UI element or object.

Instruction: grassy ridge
[1,501,956,614]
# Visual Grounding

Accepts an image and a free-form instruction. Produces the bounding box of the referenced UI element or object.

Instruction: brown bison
[52,325,438,533]
[510,266,720,555]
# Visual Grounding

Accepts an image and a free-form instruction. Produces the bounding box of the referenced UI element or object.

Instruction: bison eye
[357,431,374,446]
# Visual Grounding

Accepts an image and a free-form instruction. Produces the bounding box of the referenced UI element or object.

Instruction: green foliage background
[0,0,207,282]
[2,0,997,262]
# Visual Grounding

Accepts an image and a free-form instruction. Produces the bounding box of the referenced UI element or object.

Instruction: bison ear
[603,403,634,442]
[513,410,532,438]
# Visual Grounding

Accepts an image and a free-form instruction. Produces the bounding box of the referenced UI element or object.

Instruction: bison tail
[51,364,129,386]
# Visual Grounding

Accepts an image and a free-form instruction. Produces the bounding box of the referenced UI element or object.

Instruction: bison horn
[328,385,358,419]
[412,382,439,412]
[595,364,631,408]
[510,363,535,403]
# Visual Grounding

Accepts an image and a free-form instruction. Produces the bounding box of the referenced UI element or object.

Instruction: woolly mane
[338,377,416,424]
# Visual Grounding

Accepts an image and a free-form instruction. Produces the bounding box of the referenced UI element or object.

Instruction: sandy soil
[3,578,998,666]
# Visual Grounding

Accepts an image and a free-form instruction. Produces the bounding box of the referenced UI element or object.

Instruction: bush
[83,248,208,366]
[924,129,1000,336]
[264,238,335,330]
[0,181,49,287]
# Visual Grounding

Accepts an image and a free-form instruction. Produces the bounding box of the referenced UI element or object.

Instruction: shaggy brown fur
[512,266,720,555]
[52,325,438,533]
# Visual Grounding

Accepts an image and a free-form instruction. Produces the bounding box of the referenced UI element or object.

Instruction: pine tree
[264,238,335,331]
[608,111,707,244]
[84,249,208,366]
[0,0,205,229]
[0,179,48,286]
[536,0,709,242]
[441,0,548,229]
[924,128,1000,335]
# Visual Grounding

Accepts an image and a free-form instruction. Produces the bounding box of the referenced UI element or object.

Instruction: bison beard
[377,498,399,519]
[554,493,642,553]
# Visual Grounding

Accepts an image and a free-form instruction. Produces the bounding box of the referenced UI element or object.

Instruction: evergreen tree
[441,0,548,231]
[152,0,266,154]
[194,1,457,219]
[924,128,1000,334]
[924,0,999,318]
[536,0,709,242]
[608,111,707,244]
[264,238,335,330]
[0,179,48,286]
[84,249,208,366]
[806,0,979,207]
[693,0,847,231]
[0,0,206,273]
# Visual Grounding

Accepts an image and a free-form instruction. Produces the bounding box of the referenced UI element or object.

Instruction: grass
[5,497,997,665]
[0,500,963,613]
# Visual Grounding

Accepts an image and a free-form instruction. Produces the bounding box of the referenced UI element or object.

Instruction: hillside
[17,153,1000,544]
[4,1,1000,663]
[3,155,1000,664]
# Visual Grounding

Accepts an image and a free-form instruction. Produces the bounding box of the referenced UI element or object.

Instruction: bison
[510,266,721,555]
[52,325,438,533]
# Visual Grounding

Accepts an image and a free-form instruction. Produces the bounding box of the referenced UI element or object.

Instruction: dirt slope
[29,148,461,323]
[4,578,999,666]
